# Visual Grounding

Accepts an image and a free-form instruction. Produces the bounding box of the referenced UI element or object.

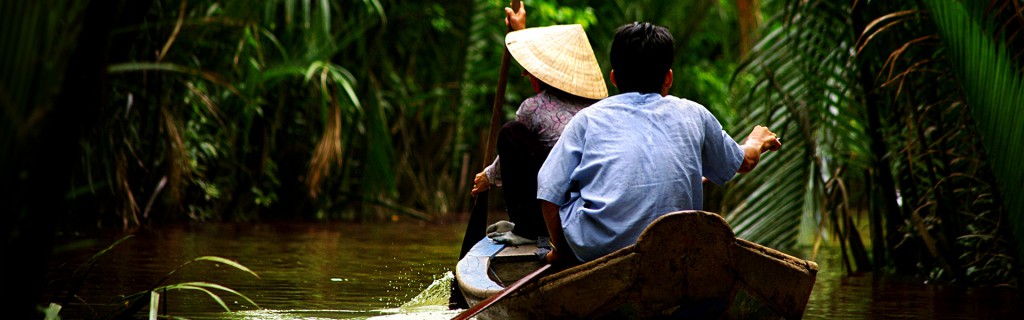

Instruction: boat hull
[455,210,818,319]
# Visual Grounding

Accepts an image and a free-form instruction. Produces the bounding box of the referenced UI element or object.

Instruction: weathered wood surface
[733,238,818,319]
[455,210,818,319]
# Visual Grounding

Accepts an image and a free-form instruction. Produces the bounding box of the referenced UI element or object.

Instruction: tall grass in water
[46,236,260,319]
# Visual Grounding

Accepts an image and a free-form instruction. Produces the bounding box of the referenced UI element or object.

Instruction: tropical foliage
[722,0,871,258]
[93,0,426,223]
[5,1,1024,316]
[723,0,1024,286]
[5,0,749,226]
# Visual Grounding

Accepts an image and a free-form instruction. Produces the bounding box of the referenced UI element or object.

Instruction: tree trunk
[736,0,760,57]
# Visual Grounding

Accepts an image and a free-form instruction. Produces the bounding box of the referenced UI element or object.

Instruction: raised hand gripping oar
[449,0,523,310]
[452,263,551,320]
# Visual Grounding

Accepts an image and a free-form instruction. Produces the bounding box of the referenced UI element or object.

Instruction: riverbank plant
[49,0,745,225]
[105,256,261,319]
[724,0,1023,287]
[46,236,259,319]
[6,3,1024,318]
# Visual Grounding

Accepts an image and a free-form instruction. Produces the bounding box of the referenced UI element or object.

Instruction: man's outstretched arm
[737,125,781,173]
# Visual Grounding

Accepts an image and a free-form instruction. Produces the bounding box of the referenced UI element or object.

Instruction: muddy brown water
[47,221,1020,319]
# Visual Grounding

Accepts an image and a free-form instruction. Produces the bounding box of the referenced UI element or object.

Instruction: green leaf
[725,0,867,250]
[190,256,260,279]
[159,281,261,310]
[923,0,1024,262]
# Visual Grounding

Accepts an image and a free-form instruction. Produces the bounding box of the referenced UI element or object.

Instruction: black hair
[610,22,674,94]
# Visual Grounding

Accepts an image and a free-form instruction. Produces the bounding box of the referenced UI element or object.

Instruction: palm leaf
[923,0,1024,262]
[724,0,870,251]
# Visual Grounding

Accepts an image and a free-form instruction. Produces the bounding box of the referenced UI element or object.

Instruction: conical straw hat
[506,24,608,99]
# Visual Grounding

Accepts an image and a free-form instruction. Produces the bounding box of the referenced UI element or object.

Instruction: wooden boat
[455,210,818,319]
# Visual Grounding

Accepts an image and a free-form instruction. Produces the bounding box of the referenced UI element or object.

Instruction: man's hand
[471,171,490,196]
[738,125,781,173]
[746,125,781,153]
[505,2,526,31]
[545,245,569,265]
[541,201,578,268]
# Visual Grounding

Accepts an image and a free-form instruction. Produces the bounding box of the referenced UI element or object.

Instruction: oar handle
[450,1,526,310]
[481,0,523,165]
[511,0,522,21]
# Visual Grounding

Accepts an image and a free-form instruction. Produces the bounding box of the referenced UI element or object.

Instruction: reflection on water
[49,221,1020,319]
[805,250,1021,319]
[50,222,465,319]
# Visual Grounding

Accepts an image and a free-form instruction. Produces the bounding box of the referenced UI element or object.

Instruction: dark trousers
[496,121,550,240]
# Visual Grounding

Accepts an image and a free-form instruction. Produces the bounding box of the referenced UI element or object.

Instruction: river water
[47,221,1020,319]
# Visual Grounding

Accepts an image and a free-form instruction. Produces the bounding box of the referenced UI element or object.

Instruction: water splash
[399,271,453,309]
[361,272,460,319]
[226,309,373,319]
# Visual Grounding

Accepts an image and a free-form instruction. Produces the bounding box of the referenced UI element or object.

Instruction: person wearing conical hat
[470,2,607,246]
[536,22,782,266]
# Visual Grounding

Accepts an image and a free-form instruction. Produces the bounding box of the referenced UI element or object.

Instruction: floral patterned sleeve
[518,91,588,147]
[483,156,501,186]
[484,91,587,187]
[515,95,542,130]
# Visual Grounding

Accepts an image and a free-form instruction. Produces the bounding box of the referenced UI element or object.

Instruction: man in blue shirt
[536,22,781,264]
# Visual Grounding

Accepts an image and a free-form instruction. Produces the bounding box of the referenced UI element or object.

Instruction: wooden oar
[450,0,523,310]
[452,263,551,320]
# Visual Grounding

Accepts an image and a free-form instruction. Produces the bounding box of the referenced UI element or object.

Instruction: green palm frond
[923,0,1024,262]
[724,0,870,250]
[87,0,415,220]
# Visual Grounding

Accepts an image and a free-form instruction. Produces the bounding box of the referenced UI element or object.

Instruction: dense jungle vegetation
[3,0,1024,317]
